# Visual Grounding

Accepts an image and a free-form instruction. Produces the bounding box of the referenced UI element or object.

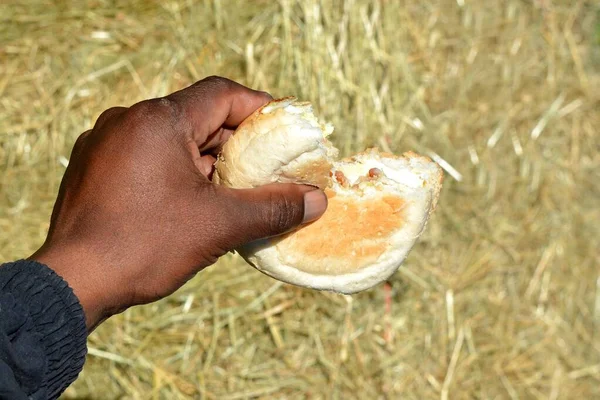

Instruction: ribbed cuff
[0,260,88,399]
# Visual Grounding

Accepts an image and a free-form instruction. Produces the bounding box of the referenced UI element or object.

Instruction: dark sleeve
[0,260,88,400]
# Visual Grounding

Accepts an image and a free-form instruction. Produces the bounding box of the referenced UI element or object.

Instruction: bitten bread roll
[214,97,443,294]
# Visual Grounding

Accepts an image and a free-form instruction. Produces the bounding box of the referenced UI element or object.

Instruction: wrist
[29,242,125,332]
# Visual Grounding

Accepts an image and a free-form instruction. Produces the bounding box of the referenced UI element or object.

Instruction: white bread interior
[214,98,443,294]
[213,97,338,189]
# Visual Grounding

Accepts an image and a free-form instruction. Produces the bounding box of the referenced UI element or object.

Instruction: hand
[30,76,328,331]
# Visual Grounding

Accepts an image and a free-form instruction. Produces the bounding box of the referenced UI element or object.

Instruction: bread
[214,97,443,294]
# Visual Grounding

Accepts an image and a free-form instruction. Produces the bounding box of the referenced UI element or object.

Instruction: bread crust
[215,98,443,293]
[213,97,336,189]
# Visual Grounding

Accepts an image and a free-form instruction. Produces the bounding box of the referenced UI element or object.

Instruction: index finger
[166,76,272,145]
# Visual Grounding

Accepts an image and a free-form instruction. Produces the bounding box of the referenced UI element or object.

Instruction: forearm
[0,260,87,399]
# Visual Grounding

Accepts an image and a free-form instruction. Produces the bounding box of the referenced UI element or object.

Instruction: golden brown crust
[280,157,333,189]
[214,97,336,189]
[338,147,444,212]
[236,96,298,130]
[214,97,443,292]
[400,151,444,212]
[271,189,407,274]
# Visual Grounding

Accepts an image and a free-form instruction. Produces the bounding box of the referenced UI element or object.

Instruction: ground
[1,1,599,399]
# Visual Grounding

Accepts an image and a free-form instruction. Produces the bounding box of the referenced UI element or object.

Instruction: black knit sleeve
[0,260,88,400]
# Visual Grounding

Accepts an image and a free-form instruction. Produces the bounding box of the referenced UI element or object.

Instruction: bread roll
[214,97,443,294]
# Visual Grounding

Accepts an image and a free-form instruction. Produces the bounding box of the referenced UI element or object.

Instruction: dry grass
[2,0,600,398]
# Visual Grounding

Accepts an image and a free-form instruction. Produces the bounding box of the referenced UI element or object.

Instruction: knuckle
[130,98,179,120]
[74,130,89,143]
[266,192,298,234]
[199,75,233,90]
[126,100,153,123]
[203,75,230,85]
[127,97,184,132]
[97,106,126,125]
[72,130,90,150]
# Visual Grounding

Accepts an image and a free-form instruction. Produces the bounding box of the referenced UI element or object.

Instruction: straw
[1,0,599,398]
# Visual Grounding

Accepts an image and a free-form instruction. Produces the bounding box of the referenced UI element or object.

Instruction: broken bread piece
[214,97,443,294]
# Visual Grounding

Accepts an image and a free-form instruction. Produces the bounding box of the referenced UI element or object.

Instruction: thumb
[215,184,328,249]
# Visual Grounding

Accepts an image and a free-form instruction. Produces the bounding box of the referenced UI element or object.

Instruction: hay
[1,0,599,398]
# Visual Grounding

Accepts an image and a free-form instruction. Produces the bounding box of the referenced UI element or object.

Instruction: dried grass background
[2,0,600,399]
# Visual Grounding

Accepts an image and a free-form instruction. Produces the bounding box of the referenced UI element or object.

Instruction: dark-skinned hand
[30,76,328,332]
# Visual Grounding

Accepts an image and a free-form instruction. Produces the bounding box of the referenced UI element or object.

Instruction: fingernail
[260,90,274,100]
[302,190,328,224]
